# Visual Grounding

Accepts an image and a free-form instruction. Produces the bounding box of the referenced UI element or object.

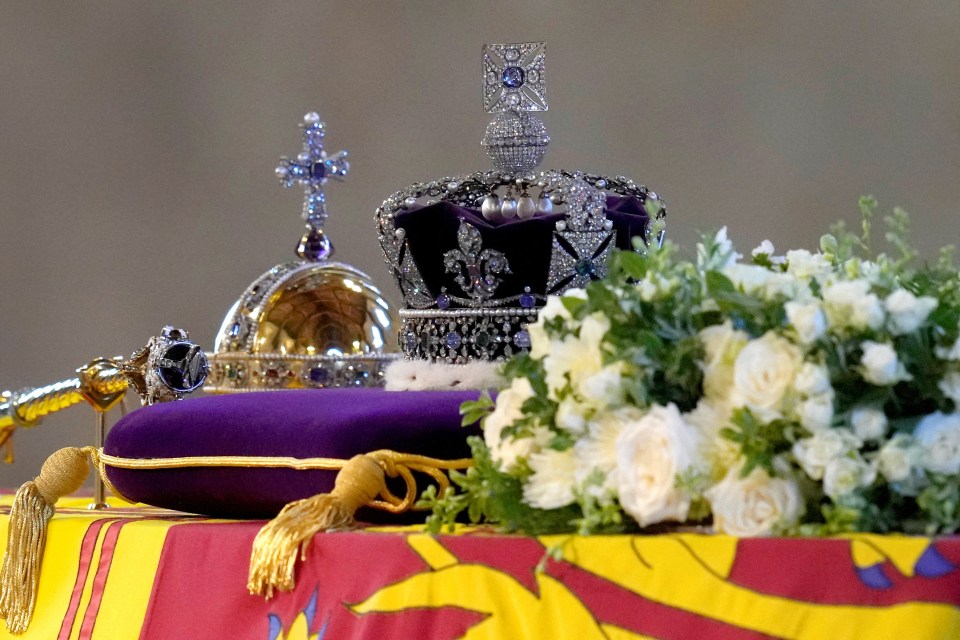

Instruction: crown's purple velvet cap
[104,389,481,519]
[395,194,649,306]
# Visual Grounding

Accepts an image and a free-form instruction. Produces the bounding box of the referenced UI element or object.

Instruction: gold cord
[0,447,97,634]
[247,450,472,598]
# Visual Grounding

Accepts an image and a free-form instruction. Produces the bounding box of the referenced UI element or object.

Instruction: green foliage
[721,408,792,477]
[460,391,495,427]
[421,436,582,535]
[918,475,960,535]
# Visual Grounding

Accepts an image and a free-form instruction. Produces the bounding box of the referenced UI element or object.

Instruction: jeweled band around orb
[204,352,397,392]
[399,307,539,363]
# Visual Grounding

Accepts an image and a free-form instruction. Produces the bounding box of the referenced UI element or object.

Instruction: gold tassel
[0,447,92,635]
[247,454,385,598]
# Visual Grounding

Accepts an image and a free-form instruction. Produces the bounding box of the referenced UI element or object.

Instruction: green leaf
[459,391,495,427]
[704,270,736,295]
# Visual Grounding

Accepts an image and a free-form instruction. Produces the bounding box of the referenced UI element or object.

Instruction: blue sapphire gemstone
[436,294,450,310]
[445,332,462,350]
[404,331,417,352]
[501,66,525,89]
[514,330,531,349]
[351,368,370,386]
[308,366,331,385]
[575,258,596,277]
[229,322,242,337]
[311,162,327,179]
[520,291,536,308]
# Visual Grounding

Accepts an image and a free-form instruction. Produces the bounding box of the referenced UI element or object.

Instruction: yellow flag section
[0,497,167,640]
[352,529,960,640]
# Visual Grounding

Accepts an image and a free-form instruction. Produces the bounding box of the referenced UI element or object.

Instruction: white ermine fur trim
[384,359,504,391]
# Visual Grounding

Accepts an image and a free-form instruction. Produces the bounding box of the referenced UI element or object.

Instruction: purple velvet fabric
[104,389,481,519]
[395,194,649,305]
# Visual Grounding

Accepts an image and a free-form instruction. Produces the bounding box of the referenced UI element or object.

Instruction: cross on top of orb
[482,42,547,113]
[275,112,350,229]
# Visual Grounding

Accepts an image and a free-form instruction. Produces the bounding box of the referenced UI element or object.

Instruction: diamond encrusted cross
[275,112,350,228]
[482,42,547,113]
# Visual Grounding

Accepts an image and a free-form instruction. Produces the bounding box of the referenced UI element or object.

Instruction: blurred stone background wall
[2,1,959,485]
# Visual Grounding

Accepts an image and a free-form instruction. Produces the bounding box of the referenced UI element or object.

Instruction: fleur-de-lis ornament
[443,220,511,306]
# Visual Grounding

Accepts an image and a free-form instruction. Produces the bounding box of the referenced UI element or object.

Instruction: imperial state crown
[377,42,667,364]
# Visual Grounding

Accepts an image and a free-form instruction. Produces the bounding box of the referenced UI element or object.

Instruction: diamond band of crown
[376,42,667,364]
[399,307,539,363]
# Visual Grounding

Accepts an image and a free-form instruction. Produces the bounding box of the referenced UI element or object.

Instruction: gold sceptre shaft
[0,327,208,472]
[1,359,129,509]
[0,360,128,431]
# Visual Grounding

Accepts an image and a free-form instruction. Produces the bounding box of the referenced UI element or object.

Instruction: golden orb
[205,260,398,392]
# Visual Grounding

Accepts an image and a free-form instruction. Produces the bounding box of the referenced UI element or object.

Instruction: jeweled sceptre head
[275,112,350,261]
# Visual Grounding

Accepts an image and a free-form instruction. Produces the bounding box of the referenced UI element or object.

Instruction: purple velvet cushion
[104,389,481,519]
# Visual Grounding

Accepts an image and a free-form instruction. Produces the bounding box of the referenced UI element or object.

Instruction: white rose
[794,362,832,396]
[616,403,702,527]
[578,363,625,407]
[484,377,537,471]
[698,321,748,401]
[797,395,834,432]
[792,428,860,480]
[785,249,832,281]
[523,448,577,510]
[860,341,911,386]
[730,332,802,417]
[785,301,827,345]
[822,279,884,332]
[885,289,938,335]
[573,407,639,490]
[823,456,875,499]
[877,434,919,482]
[914,412,960,475]
[706,466,802,536]
[850,407,888,441]
[938,372,960,405]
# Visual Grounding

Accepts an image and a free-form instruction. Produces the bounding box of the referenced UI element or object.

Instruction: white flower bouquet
[422,198,960,536]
